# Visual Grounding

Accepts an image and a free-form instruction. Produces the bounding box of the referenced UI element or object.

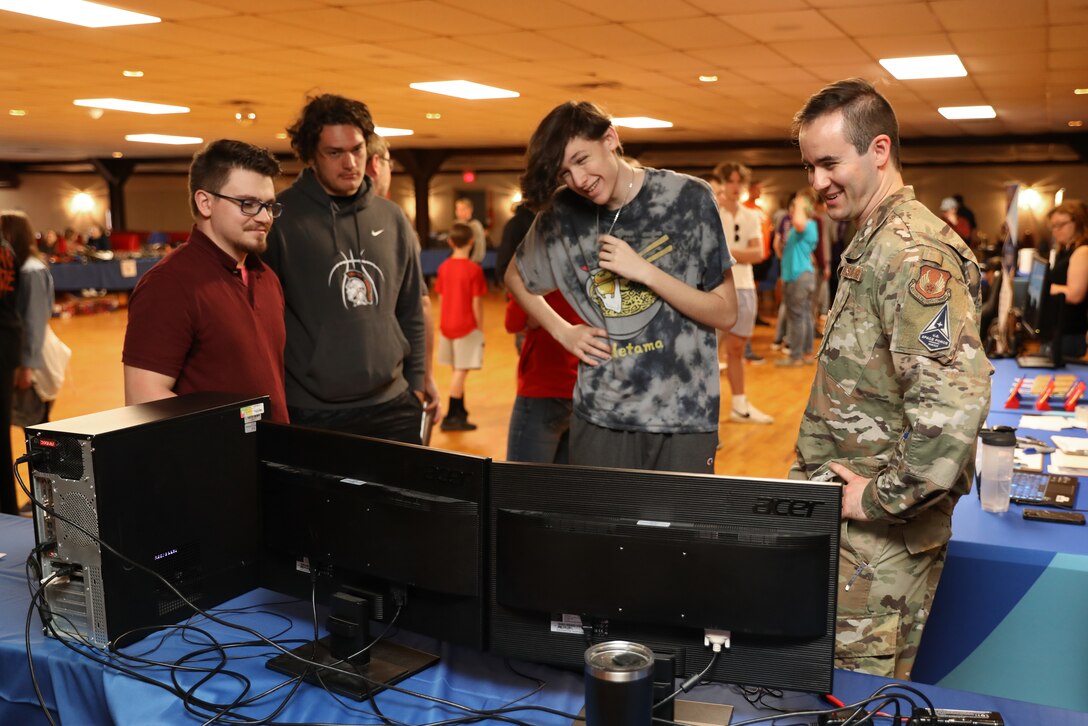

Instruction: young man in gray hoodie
[264,94,428,443]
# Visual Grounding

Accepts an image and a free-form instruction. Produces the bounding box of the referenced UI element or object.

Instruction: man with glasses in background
[712,161,773,424]
[123,139,289,423]
[263,94,428,443]
[365,133,394,199]
[365,131,442,428]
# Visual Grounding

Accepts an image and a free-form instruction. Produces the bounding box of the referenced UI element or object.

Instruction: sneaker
[730,404,774,424]
[770,341,783,351]
[440,416,478,432]
[744,351,765,364]
[755,317,771,327]
[718,360,728,371]
[775,357,809,367]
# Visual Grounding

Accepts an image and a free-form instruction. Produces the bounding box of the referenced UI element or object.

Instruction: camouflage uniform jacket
[791,186,993,554]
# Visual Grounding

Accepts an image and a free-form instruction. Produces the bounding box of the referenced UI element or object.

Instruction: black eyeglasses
[206,191,283,218]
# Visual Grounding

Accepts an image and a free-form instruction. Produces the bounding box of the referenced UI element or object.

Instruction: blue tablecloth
[912,358,1088,711]
[50,258,162,292]
[3,514,1086,724]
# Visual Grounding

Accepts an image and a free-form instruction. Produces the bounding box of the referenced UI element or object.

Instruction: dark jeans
[505,396,572,464]
[288,390,423,445]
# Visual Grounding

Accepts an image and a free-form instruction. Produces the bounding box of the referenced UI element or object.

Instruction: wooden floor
[13,289,812,505]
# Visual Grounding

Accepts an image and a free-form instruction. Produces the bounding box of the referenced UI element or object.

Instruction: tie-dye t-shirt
[515,168,733,433]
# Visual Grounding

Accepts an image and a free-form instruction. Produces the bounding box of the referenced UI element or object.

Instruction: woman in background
[4,213,57,424]
[1047,200,1088,359]
[0,213,24,514]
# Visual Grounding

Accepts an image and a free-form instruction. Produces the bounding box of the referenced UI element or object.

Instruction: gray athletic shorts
[569,416,717,474]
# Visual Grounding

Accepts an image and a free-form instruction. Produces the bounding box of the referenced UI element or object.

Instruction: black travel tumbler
[583,641,655,726]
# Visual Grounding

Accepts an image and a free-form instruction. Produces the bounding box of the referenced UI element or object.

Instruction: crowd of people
[7,76,1086,683]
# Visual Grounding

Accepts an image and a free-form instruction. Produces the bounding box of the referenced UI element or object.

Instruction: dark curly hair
[792,78,901,171]
[287,93,374,164]
[188,139,281,218]
[521,101,617,212]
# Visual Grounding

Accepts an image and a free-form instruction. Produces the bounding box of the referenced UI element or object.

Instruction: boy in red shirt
[435,223,487,431]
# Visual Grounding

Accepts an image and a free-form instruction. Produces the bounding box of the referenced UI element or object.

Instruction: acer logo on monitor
[752,497,825,518]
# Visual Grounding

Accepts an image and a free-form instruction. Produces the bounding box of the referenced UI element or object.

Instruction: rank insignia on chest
[919,303,952,352]
[908,264,952,305]
[840,264,864,282]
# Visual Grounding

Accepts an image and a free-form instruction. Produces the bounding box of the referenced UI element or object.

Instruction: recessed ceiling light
[1070,120,1084,128]
[122,70,144,78]
[0,0,159,28]
[111,151,123,158]
[409,80,519,100]
[374,126,413,137]
[699,75,719,83]
[879,55,967,80]
[425,113,442,120]
[938,105,996,120]
[8,109,26,117]
[612,117,673,129]
[125,134,203,145]
[275,132,287,140]
[74,98,189,115]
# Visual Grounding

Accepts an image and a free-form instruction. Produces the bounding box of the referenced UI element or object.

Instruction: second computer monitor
[487,461,842,694]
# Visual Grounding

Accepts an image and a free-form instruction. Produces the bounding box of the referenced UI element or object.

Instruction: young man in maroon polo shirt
[122,139,289,423]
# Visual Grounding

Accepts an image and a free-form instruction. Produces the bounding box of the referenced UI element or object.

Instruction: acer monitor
[487,462,842,696]
[256,423,488,699]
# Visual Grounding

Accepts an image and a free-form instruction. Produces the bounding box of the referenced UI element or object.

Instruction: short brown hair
[714,161,751,185]
[287,94,374,164]
[367,133,388,159]
[0,210,35,269]
[1049,200,1088,240]
[188,139,281,218]
[521,101,617,212]
[448,222,474,248]
[792,78,901,171]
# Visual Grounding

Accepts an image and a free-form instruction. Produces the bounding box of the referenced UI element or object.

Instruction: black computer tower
[27,392,267,648]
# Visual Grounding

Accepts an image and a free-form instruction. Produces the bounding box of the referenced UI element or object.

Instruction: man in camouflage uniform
[789,79,993,680]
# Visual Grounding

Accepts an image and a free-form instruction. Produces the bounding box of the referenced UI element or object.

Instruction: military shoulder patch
[918,303,952,352]
[908,264,952,305]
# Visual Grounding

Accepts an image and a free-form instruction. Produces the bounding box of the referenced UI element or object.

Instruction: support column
[90,158,136,230]
[393,149,449,245]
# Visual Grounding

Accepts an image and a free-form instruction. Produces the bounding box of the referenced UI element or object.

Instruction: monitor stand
[267,635,439,701]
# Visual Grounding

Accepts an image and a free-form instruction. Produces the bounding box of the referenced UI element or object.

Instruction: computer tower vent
[151,542,202,616]
[56,490,99,549]
[87,566,107,640]
[33,436,85,480]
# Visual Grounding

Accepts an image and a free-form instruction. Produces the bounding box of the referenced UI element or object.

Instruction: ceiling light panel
[0,0,159,28]
[938,105,997,120]
[74,98,189,115]
[880,55,967,80]
[409,81,519,100]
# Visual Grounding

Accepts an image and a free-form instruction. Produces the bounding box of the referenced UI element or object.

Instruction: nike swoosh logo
[371,229,384,236]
